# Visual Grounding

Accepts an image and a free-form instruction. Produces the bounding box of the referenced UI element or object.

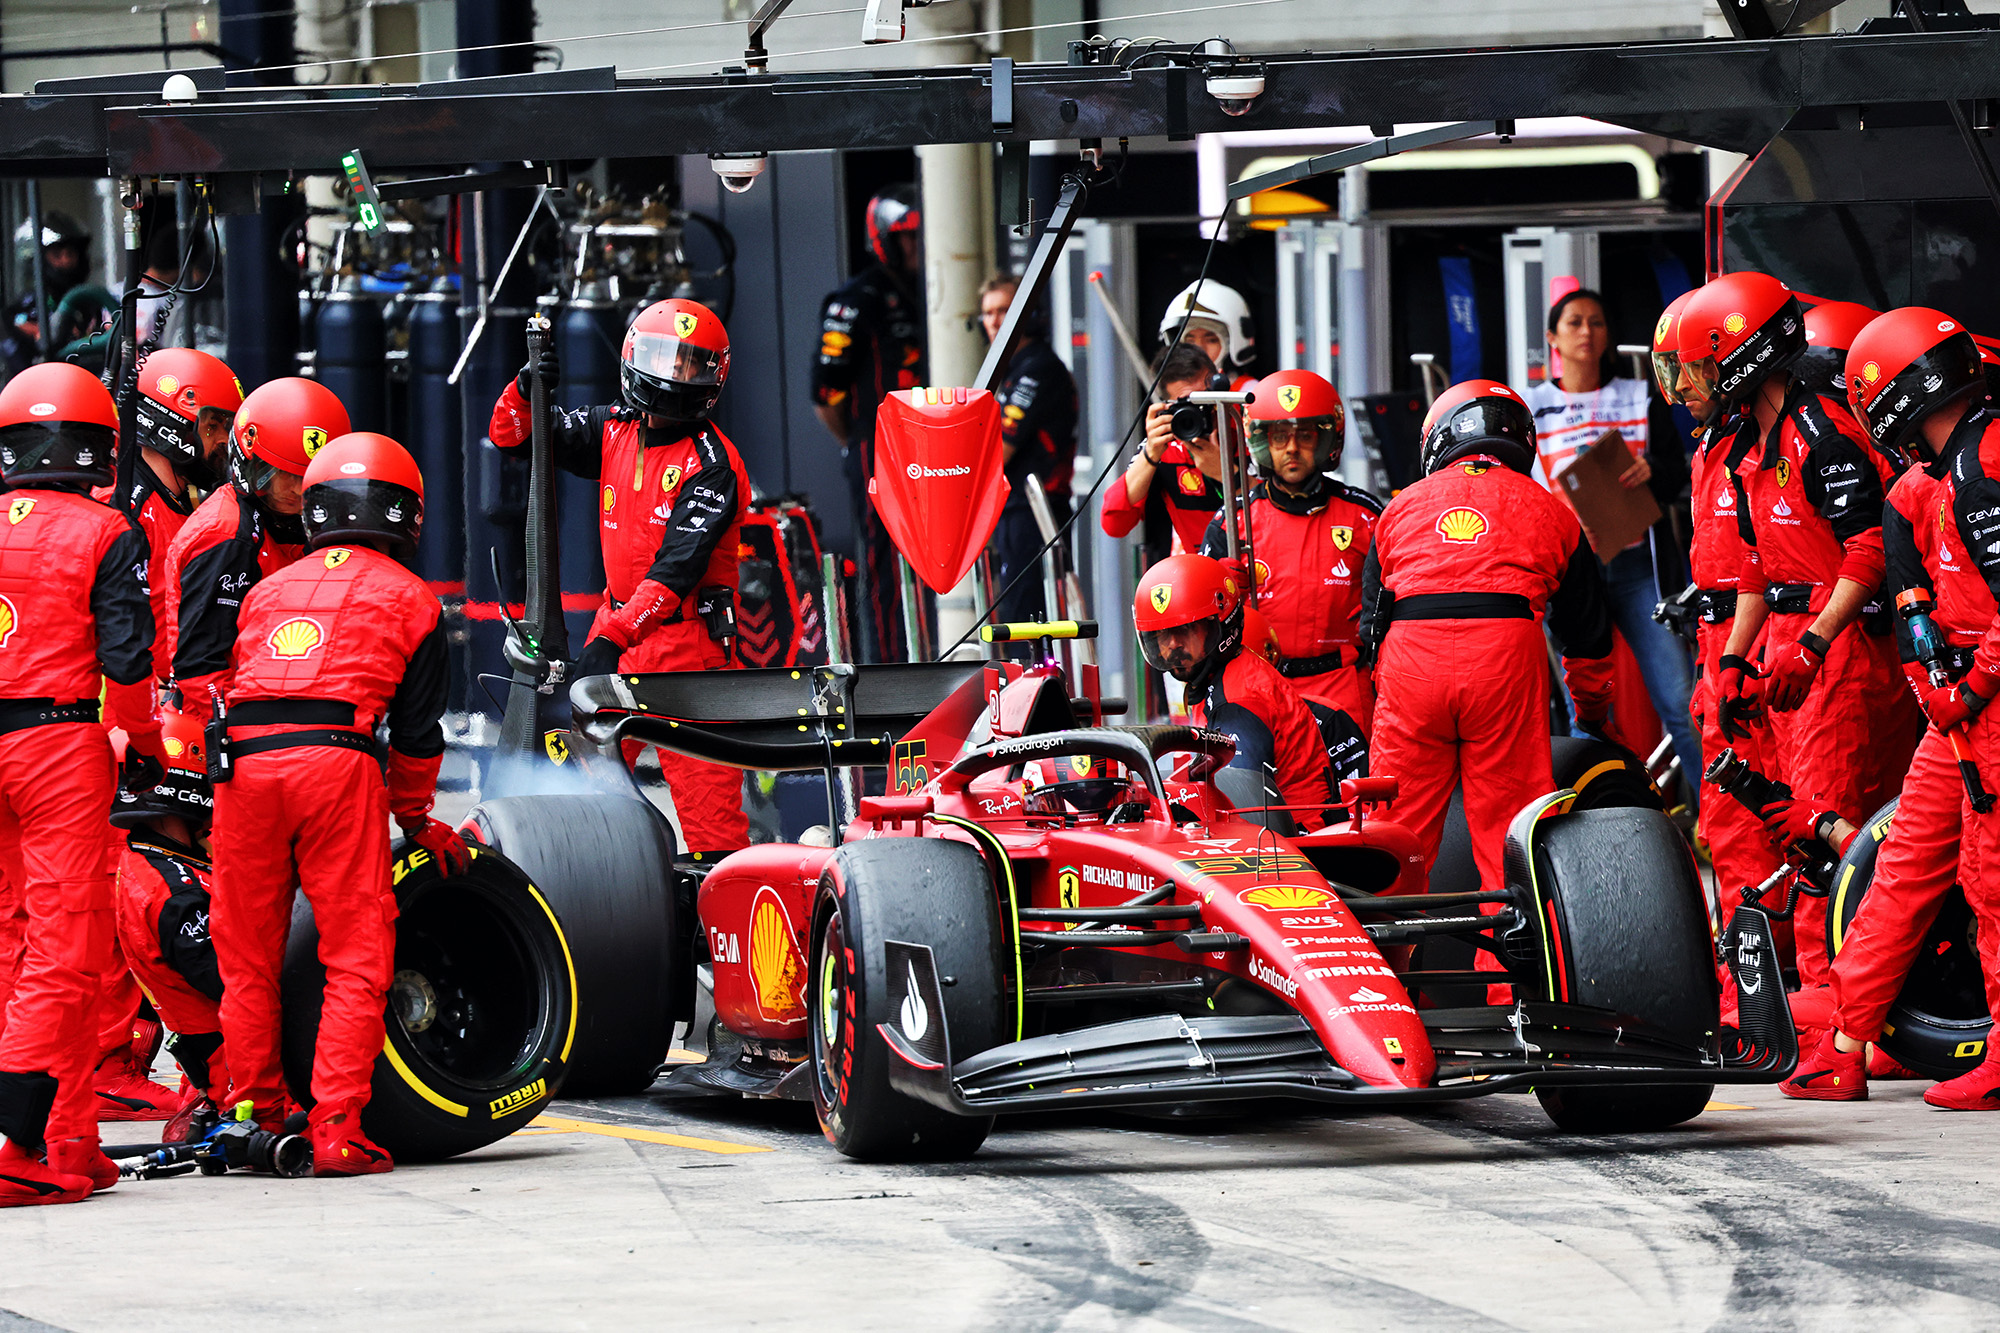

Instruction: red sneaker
[1780,1029,1868,1101]
[1925,1059,2000,1111]
[93,1052,178,1121]
[46,1137,118,1193]
[311,1114,393,1177]
[1866,1046,1923,1080]
[0,1140,93,1208]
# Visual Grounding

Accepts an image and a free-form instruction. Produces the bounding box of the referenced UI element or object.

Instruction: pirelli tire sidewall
[281,842,579,1162]
[1827,797,1993,1080]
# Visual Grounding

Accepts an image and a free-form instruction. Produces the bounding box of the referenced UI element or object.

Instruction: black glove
[120,744,166,799]
[515,343,560,399]
[573,636,622,679]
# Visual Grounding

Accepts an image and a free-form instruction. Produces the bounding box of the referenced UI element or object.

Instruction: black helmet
[301,432,425,561]
[1417,379,1537,477]
[0,363,117,490]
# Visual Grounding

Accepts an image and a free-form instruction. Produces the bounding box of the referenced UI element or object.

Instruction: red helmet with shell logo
[136,347,242,488]
[1845,307,1987,464]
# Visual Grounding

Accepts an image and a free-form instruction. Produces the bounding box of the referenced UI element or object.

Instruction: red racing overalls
[211,544,447,1132]
[1732,386,1920,984]
[1100,440,1223,566]
[1191,648,1337,815]
[1832,407,2000,1042]
[163,485,303,730]
[1202,475,1383,732]
[114,831,226,1103]
[0,487,154,1152]
[490,386,753,856]
[1360,456,1615,897]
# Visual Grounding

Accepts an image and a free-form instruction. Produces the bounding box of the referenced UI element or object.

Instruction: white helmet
[1158,280,1256,371]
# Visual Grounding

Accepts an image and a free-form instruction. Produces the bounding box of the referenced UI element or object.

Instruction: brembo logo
[905,462,971,480]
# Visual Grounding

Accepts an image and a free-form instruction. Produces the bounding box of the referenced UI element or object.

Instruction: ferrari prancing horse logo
[7,498,31,525]
[302,427,330,458]
[1149,583,1172,613]
[1775,458,1793,488]
[1330,526,1353,550]
[674,312,699,339]
[1277,384,1302,413]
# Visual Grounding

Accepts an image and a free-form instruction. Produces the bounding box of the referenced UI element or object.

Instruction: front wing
[876,906,1797,1115]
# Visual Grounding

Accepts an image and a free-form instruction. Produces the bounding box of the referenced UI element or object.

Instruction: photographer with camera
[1783,307,2000,1108]
[1099,345,1229,570]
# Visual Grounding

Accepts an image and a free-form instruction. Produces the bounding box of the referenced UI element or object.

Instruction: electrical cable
[933,204,1227,660]
[627,0,1310,76]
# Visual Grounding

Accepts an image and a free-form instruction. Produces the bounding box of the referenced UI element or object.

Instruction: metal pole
[1188,388,1254,562]
[821,552,858,831]
[25,180,47,362]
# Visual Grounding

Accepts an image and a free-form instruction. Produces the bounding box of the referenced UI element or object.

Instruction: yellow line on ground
[528,1113,774,1154]
[1704,1101,1754,1111]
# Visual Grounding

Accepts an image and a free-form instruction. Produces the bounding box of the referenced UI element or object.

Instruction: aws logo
[1436,507,1489,544]
[267,617,324,660]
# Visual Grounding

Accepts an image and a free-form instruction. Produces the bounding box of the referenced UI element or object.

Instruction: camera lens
[1169,401,1214,443]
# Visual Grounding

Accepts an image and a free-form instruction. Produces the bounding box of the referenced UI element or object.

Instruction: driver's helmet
[1021,754,1130,816]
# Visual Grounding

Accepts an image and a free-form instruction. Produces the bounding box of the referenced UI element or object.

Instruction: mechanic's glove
[514,342,560,399]
[1755,797,1840,853]
[1924,679,1992,736]
[1574,698,1613,739]
[1762,631,1828,713]
[573,636,623,680]
[1716,653,1763,741]
[120,735,167,798]
[400,817,470,878]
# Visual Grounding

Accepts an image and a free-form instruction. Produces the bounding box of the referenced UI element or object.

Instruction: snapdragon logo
[905,462,972,480]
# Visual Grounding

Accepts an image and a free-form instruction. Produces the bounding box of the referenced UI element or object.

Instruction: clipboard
[1553,428,1661,556]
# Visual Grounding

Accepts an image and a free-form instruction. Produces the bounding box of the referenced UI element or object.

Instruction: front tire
[809,838,1003,1161]
[1521,806,1716,1133]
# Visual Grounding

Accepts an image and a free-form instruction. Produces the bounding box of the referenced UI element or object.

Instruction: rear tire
[282,842,577,1162]
[809,838,1003,1161]
[1827,797,1991,1080]
[1522,807,1716,1133]
[462,794,685,1095]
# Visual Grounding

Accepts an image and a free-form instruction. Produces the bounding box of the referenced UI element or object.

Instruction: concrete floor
[6,1073,2000,1331]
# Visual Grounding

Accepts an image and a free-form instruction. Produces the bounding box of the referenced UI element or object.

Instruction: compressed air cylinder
[408,290,466,591]
[314,289,387,433]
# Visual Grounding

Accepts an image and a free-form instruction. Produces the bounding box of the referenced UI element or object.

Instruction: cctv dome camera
[709,152,768,195]
[1205,70,1265,118]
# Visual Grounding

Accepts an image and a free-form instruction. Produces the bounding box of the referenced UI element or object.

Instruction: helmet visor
[1248,416,1340,472]
[1679,351,1723,406]
[1138,618,1216,681]
[303,478,423,552]
[1651,349,1685,405]
[626,330,725,387]
[0,419,115,483]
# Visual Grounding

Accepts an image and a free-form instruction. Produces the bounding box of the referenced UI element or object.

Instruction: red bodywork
[697,665,1441,1089]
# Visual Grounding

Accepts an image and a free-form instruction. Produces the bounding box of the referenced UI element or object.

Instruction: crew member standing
[0,364,158,1206]
[164,377,350,732]
[211,432,464,1175]
[1361,379,1615,895]
[1133,553,1334,813]
[489,297,751,859]
[1156,279,1258,388]
[1202,369,1381,734]
[811,185,927,662]
[1783,308,2000,1106]
[1682,272,1920,989]
[979,272,1079,626]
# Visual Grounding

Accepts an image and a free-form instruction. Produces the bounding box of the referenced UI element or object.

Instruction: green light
[342,147,387,234]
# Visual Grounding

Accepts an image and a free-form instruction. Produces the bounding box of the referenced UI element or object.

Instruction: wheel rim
[811,910,849,1112]
[394,878,559,1092]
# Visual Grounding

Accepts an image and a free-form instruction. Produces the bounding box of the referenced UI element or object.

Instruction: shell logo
[1252,558,1270,587]
[0,595,15,649]
[601,485,617,515]
[156,374,181,396]
[1861,360,1881,385]
[1436,507,1489,544]
[1240,884,1336,910]
[748,888,805,1023]
[1330,525,1353,551]
[1723,312,1747,336]
[1176,466,1205,496]
[163,734,185,759]
[1277,384,1302,413]
[674,311,700,339]
[267,617,324,660]
[1149,583,1172,613]
[8,497,33,525]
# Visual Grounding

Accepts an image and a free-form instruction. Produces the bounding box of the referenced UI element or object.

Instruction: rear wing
[570,662,989,772]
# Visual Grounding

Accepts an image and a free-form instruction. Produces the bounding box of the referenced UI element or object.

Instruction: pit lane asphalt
[7,1061,2000,1331]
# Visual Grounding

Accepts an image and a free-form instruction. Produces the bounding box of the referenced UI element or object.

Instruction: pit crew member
[1101,344,1226,570]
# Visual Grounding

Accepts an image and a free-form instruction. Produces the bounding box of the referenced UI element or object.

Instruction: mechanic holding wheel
[211,432,462,1176]
[1784,307,2000,1108]
[1201,368,1382,747]
[90,346,244,1125]
[487,297,753,861]
[1681,272,1920,991]
[1133,553,1336,815]
[1360,379,1616,904]
[0,364,158,1207]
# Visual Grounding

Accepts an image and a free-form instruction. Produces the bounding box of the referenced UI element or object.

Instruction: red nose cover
[868,387,1010,593]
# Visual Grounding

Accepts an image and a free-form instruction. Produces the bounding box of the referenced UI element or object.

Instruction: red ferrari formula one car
[572,646,1796,1161]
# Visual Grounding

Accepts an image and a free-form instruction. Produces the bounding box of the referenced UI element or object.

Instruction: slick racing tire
[282,841,577,1162]
[1827,797,1991,1080]
[1523,806,1717,1133]
[1423,736,1663,1004]
[463,794,685,1095]
[809,838,1004,1161]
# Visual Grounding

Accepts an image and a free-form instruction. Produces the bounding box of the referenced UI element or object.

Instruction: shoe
[0,1140,92,1208]
[1780,1029,1868,1101]
[311,1114,393,1177]
[46,1137,118,1193]
[1924,1059,2000,1111]
[1866,1046,1923,1080]
[93,1052,178,1121]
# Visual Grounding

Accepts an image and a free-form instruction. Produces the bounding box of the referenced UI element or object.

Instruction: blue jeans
[1561,542,1701,813]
